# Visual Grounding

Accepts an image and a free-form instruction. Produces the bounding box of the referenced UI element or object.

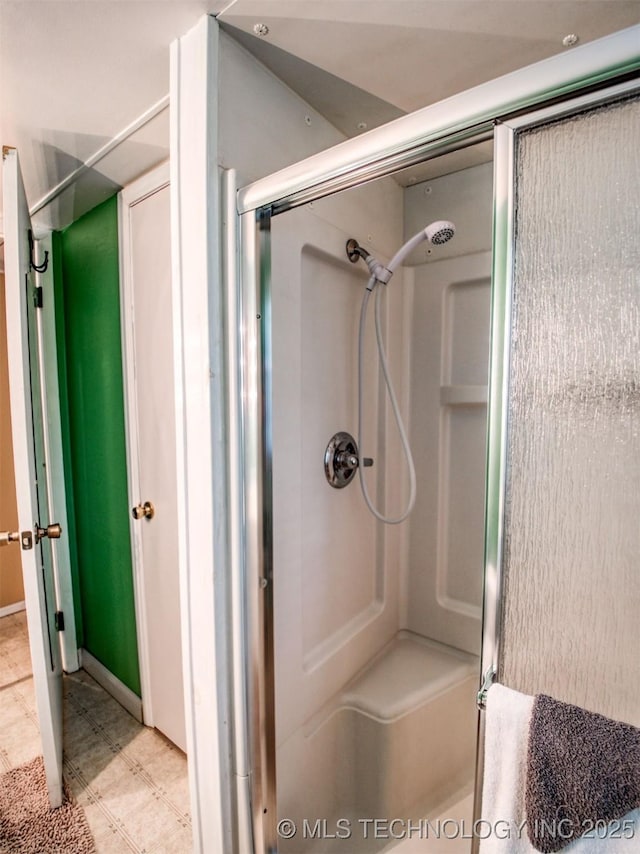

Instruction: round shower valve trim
[324,431,373,489]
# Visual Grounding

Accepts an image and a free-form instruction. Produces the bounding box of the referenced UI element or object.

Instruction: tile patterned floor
[0,611,192,853]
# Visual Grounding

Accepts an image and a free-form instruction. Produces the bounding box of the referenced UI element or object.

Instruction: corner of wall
[217,28,345,187]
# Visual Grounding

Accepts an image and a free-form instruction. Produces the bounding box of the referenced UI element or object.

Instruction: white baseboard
[80,648,143,723]
[0,601,26,619]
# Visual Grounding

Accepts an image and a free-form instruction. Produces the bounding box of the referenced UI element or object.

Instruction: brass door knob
[35,522,62,544]
[132,501,155,520]
[0,531,20,547]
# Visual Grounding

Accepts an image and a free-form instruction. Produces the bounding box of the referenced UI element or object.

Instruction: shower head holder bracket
[346,238,368,264]
[346,238,392,284]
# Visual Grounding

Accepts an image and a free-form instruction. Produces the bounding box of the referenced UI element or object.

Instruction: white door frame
[118,160,170,728]
[37,232,79,673]
[170,16,231,853]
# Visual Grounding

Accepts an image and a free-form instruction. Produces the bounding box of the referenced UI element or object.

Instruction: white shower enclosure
[169,19,640,854]
[237,61,640,854]
[267,163,491,850]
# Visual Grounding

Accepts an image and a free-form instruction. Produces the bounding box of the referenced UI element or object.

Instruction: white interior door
[2,147,63,806]
[120,163,186,752]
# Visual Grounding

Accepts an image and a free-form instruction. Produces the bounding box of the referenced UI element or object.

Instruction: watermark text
[275,816,637,842]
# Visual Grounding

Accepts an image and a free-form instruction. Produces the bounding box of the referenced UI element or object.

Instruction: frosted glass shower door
[497,89,640,726]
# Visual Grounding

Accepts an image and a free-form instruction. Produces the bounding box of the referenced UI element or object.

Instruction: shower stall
[168,19,640,852]
[233,67,640,854]
[266,156,492,851]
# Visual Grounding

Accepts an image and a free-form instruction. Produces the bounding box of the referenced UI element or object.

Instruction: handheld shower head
[346,220,457,288]
[424,220,456,245]
[384,220,456,275]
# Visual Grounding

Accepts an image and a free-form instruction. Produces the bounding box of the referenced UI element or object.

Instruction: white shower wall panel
[405,252,492,655]
[218,31,345,186]
[402,162,493,265]
[299,245,381,656]
[399,161,493,656]
[271,179,407,747]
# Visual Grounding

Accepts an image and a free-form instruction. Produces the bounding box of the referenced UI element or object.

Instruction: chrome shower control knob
[336,451,359,471]
[324,432,373,489]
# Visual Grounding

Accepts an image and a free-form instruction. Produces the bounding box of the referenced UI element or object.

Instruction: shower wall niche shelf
[440,385,488,406]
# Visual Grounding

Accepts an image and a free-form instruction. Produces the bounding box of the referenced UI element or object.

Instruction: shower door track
[231,28,640,854]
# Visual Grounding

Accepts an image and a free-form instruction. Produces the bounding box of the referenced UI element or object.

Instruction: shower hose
[356,224,454,524]
[357,274,416,525]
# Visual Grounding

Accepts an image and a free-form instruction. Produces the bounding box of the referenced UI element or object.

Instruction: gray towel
[526,694,640,853]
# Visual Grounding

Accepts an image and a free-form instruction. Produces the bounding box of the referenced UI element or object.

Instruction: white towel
[480,683,535,853]
[480,683,640,853]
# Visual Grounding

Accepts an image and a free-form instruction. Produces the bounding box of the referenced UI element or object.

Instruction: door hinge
[34,286,43,308]
[54,611,65,632]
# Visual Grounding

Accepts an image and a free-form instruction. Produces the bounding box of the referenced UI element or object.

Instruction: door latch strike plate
[54,611,65,632]
[21,530,33,550]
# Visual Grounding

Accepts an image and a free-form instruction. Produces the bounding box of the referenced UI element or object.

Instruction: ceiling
[0,0,638,236]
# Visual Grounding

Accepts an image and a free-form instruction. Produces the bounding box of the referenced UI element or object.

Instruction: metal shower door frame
[232,29,640,854]
[483,75,640,688]
[474,76,640,851]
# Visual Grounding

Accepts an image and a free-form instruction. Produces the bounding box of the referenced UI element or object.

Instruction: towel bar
[477,664,496,710]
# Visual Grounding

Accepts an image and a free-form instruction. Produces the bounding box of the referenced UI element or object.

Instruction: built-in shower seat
[341,632,477,721]
[337,632,478,820]
[278,632,478,852]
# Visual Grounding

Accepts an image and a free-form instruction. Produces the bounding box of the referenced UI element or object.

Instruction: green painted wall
[54,196,141,696]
